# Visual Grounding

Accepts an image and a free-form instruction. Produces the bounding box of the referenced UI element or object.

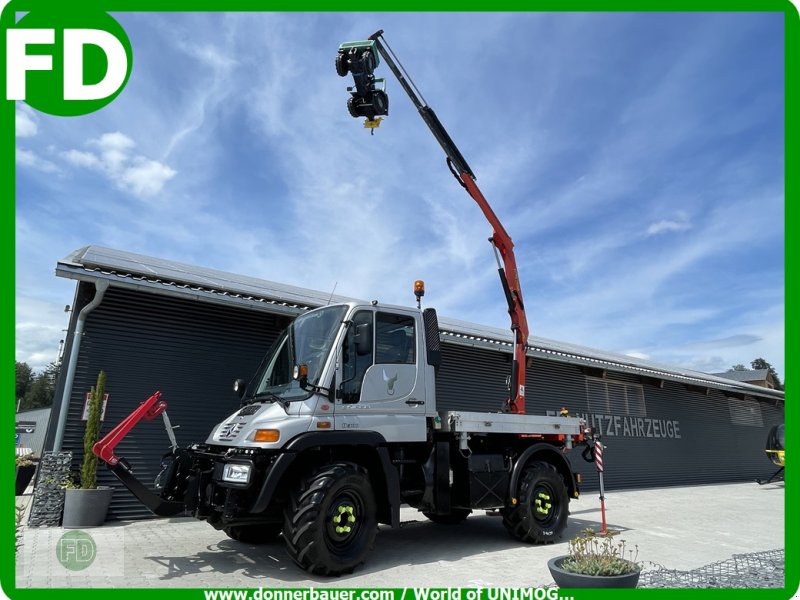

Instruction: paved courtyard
[15,481,786,589]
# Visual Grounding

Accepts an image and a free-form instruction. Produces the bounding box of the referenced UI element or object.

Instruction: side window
[341,311,374,404]
[375,313,415,364]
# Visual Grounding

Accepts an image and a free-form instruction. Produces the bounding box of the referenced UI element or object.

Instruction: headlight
[222,463,252,484]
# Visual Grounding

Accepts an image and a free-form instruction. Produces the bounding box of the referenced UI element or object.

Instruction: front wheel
[502,462,568,543]
[283,463,377,576]
[347,96,361,118]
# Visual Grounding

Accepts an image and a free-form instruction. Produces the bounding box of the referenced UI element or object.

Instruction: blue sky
[15,12,785,380]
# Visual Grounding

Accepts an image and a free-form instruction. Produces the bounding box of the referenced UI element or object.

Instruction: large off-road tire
[223,522,282,544]
[283,463,377,576]
[422,508,472,525]
[502,461,568,544]
[335,52,349,77]
[372,90,388,116]
[347,96,361,118]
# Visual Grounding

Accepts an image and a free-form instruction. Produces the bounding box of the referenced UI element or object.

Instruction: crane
[336,30,530,414]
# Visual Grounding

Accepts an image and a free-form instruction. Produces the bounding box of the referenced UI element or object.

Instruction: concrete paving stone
[14,481,786,589]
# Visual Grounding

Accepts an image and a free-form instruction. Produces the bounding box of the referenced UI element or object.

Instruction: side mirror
[233,378,247,399]
[355,322,373,356]
[293,364,309,390]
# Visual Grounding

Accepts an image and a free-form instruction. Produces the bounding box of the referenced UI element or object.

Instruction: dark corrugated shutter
[61,286,290,520]
[58,286,783,519]
[437,345,783,491]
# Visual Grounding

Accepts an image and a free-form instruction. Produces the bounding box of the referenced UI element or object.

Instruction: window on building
[586,376,647,416]
[728,397,764,427]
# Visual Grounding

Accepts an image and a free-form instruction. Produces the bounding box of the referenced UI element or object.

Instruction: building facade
[45,246,785,520]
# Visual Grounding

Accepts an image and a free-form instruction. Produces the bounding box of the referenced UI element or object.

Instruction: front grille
[217,422,245,441]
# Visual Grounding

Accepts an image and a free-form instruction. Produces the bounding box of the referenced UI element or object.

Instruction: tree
[15,362,34,404]
[19,361,60,411]
[81,371,106,489]
[729,364,747,371]
[751,358,783,391]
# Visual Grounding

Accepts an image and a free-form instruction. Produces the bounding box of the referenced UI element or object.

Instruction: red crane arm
[362,30,530,413]
[460,173,529,414]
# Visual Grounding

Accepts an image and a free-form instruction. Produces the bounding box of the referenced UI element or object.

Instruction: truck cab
[211,302,437,449]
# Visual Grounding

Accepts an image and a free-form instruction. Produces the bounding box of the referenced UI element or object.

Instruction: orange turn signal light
[294,363,309,380]
[316,421,332,429]
[414,280,425,297]
[253,429,280,443]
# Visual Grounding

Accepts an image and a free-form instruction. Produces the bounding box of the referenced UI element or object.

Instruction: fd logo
[5,10,132,116]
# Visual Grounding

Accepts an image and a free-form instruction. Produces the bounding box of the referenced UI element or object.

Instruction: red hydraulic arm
[92,390,185,516]
[93,391,168,466]
[364,31,529,413]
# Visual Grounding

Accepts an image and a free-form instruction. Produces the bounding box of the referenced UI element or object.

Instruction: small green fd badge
[56,530,97,571]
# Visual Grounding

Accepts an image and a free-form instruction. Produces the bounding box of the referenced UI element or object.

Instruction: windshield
[248,305,347,402]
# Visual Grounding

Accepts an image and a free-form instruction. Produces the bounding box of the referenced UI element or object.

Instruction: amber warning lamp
[414,280,425,308]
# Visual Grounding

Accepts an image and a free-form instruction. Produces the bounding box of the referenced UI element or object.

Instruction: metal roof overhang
[55,247,785,405]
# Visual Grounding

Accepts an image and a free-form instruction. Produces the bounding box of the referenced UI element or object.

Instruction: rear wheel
[372,90,388,116]
[502,462,568,543]
[223,523,282,544]
[335,53,348,77]
[422,508,471,525]
[283,462,377,576]
[361,50,375,73]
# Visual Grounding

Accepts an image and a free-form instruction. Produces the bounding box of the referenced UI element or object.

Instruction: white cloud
[16,148,60,173]
[15,297,70,373]
[62,132,177,198]
[61,149,100,168]
[646,218,692,236]
[15,105,38,137]
[118,157,177,197]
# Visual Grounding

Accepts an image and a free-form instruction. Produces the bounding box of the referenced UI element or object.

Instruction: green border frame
[2,2,796,599]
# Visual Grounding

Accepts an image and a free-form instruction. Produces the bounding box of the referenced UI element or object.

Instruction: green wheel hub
[532,482,559,526]
[535,491,552,516]
[326,493,364,546]
[331,504,358,535]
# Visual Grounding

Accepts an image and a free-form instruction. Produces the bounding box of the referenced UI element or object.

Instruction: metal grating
[639,549,784,588]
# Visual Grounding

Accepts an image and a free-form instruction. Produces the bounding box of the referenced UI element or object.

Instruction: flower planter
[15,464,36,496]
[548,555,640,588]
[62,487,114,528]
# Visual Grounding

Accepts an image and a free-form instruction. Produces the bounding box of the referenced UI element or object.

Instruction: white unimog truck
[93,31,593,576]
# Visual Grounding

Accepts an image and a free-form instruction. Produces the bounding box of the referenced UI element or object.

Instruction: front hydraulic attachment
[92,391,186,516]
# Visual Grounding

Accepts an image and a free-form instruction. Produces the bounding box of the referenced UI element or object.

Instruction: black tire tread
[283,462,377,576]
[502,461,568,544]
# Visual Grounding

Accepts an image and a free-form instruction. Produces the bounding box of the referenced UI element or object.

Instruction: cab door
[334,309,427,442]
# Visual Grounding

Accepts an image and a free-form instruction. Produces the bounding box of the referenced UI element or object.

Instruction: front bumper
[154,445,292,527]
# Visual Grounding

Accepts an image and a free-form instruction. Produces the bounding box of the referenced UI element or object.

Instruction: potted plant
[15,453,37,496]
[62,371,114,528]
[548,527,640,588]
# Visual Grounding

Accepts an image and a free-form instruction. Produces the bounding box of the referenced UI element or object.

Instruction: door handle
[405,399,424,406]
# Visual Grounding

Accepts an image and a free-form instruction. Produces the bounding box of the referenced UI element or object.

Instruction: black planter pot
[15,464,36,496]
[62,487,114,528]
[548,555,640,588]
